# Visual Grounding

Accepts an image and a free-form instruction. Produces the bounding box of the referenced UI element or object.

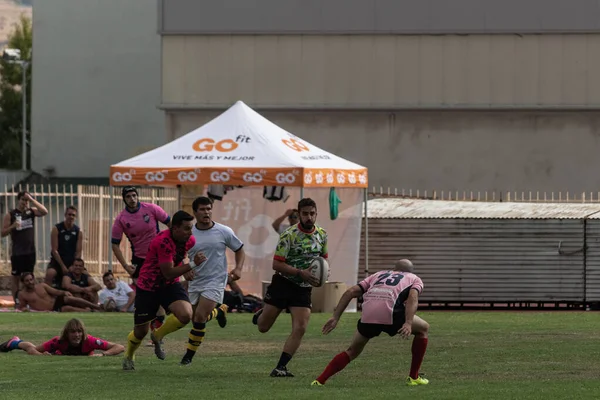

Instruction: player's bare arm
[44,283,72,298]
[111,243,135,276]
[272,259,319,286]
[1,213,16,237]
[159,252,206,280]
[230,247,245,281]
[50,226,69,273]
[91,342,125,356]
[322,285,363,335]
[271,209,293,231]
[399,289,420,339]
[86,277,102,292]
[62,276,86,294]
[25,193,48,216]
[17,291,29,311]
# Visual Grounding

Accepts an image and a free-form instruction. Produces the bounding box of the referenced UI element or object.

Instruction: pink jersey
[136,229,195,291]
[111,202,170,259]
[42,335,109,355]
[358,270,424,325]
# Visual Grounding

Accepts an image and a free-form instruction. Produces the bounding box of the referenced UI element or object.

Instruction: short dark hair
[66,205,77,213]
[172,210,194,227]
[103,271,114,280]
[17,191,27,200]
[73,258,85,266]
[192,196,213,212]
[298,198,317,211]
[21,271,34,282]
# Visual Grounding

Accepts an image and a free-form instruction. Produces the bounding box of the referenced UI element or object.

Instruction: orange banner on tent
[109,166,368,188]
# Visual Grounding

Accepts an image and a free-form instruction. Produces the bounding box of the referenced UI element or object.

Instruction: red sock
[316,351,351,384]
[409,337,428,379]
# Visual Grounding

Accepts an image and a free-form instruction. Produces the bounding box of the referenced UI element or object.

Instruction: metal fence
[0,184,180,277]
[369,187,600,203]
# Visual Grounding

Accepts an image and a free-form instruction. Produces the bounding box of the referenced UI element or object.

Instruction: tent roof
[110,101,367,188]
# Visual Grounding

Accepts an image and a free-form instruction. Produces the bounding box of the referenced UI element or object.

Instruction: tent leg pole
[108,186,114,272]
[300,187,304,199]
[364,188,369,277]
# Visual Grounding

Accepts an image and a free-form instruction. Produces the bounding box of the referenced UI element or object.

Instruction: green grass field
[1,311,599,400]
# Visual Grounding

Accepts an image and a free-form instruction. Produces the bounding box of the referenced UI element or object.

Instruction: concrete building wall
[167,110,600,193]
[158,0,600,193]
[31,0,164,177]
[162,34,600,109]
[159,0,600,35]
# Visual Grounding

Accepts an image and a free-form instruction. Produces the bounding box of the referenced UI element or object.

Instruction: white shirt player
[187,222,244,304]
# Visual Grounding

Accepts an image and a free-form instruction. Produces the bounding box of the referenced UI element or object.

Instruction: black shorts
[356,310,406,339]
[47,259,69,288]
[11,253,36,276]
[134,283,189,325]
[264,273,312,310]
[53,295,66,312]
[131,256,145,279]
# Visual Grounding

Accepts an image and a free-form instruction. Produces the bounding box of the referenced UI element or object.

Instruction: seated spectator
[62,258,101,304]
[99,272,135,312]
[223,275,263,313]
[18,272,101,312]
[0,318,124,356]
[45,206,82,289]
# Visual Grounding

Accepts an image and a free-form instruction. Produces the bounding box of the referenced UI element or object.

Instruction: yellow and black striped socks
[206,307,219,322]
[183,321,206,360]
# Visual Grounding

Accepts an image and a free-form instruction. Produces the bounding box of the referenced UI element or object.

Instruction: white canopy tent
[110,101,367,189]
[108,100,370,297]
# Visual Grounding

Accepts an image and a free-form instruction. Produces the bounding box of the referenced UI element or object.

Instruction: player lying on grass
[311,259,430,387]
[0,318,124,356]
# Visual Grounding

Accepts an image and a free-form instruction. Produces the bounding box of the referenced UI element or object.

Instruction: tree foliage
[0,14,32,170]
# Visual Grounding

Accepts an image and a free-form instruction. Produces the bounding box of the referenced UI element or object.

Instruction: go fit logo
[145,171,167,182]
[282,138,309,152]
[210,171,231,182]
[112,170,135,182]
[192,135,250,152]
[177,171,198,182]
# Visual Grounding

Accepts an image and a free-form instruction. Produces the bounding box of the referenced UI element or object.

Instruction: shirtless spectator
[0,318,124,356]
[18,272,101,312]
[99,272,135,312]
[61,259,101,304]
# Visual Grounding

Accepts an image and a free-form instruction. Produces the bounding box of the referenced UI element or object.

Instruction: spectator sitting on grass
[99,272,135,312]
[18,272,101,312]
[62,258,102,304]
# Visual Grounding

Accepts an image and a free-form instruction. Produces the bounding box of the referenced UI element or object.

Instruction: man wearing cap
[111,187,172,330]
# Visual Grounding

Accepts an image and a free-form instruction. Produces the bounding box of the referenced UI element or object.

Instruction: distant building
[31,0,600,194]
[31,0,163,178]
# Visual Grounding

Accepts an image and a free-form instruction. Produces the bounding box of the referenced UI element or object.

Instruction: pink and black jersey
[136,229,195,292]
[111,202,170,259]
[358,270,424,325]
[42,335,109,355]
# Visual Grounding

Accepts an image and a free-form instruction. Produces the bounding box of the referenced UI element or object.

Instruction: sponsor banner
[302,169,368,188]
[109,167,369,188]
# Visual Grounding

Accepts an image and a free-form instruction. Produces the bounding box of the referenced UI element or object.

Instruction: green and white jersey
[273,224,328,287]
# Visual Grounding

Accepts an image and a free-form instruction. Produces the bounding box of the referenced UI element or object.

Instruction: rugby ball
[309,257,329,287]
